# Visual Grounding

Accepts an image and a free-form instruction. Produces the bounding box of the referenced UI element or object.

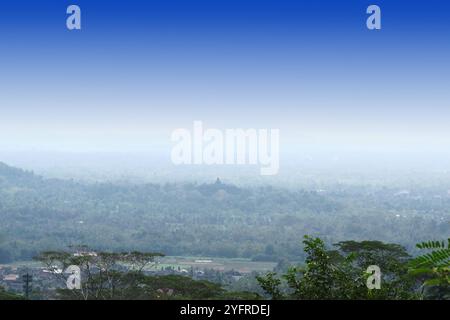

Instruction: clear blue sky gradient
[0,0,449,152]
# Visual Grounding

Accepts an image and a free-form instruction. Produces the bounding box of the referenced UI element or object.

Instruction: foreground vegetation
[0,236,446,300]
[256,236,449,300]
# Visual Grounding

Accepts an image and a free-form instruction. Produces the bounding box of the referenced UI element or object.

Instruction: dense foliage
[409,239,450,299]
[257,236,421,300]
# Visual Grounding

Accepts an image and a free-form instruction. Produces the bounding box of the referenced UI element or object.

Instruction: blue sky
[0,0,449,154]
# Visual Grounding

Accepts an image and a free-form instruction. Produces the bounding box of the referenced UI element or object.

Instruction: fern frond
[416,240,449,250]
[411,240,450,268]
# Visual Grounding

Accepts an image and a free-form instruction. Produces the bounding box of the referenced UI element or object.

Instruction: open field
[2,257,277,275]
[151,256,277,274]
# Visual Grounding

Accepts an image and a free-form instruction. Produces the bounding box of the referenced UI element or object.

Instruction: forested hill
[0,162,37,183]
[0,162,448,263]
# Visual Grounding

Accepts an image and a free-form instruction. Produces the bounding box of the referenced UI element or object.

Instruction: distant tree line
[0,162,448,263]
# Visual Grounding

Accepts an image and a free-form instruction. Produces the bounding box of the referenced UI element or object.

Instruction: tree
[33,248,260,300]
[34,247,164,300]
[335,240,417,299]
[256,272,283,300]
[283,236,359,299]
[257,236,418,300]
